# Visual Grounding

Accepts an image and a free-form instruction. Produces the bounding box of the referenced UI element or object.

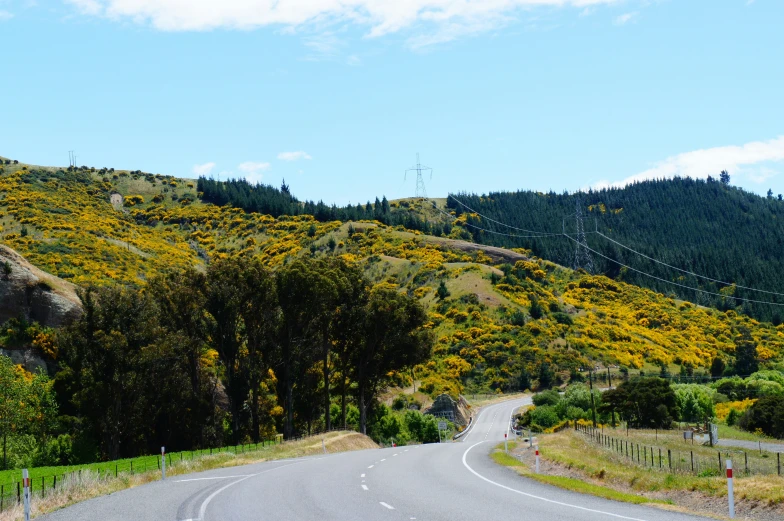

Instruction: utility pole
[588,368,597,428]
[405,153,433,199]
[573,197,594,273]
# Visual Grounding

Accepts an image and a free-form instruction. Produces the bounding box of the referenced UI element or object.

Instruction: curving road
[42,397,711,521]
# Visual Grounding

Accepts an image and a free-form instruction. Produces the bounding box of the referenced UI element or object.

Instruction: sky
[1,1,783,205]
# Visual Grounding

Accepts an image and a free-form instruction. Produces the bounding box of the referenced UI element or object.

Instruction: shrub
[532,389,561,407]
[529,405,560,429]
[737,395,784,438]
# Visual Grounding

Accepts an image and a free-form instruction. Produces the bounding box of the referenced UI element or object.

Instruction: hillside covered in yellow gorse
[2,158,783,396]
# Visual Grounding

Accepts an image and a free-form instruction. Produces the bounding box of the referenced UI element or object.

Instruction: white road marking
[362,484,369,491]
[380,458,386,462]
[380,502,395,510]
[461,441,649,521]
[393,453,398,456]
[368,465,374,469]
[175,475,251,482]
[196,462,302,521]
[361,473,366,478]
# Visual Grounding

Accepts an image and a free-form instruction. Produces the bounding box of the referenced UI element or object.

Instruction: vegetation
[447,177,784,322]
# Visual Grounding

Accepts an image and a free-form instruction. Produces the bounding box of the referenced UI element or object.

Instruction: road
[42,397,712,521]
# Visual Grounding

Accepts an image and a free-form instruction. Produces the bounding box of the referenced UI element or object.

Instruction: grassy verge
[490,443,661,506]
[466,392,529,408]
[718,424,783,444]
[492,431,784,520]
[0,431,376,521]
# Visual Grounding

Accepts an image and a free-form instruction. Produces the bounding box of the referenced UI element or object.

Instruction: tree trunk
[251,381,260,443]
[2,432,6,470]
[341,375,347,430]
[285,378,294,439]
[359,381,367,435]
[323,345,330,431]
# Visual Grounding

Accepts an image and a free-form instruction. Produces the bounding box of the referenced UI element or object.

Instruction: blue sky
[1,0,783,205]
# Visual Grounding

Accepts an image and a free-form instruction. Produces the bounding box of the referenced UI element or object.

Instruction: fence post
[718,452,722,473]
[161,447,166,480]
[115,464,118,477]
[778,453,781,476]
[41,476,45,498]
[744,452,748,475]
[691,451,694,473]
[727,459,735,519]
[22,469,31,521]
[17,481,20,505]
[130,461,133,475]
[1,483,4,512]
[659,448,662,468]
[668,449,672,470]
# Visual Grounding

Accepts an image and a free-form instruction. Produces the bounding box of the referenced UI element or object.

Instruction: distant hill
[446,178,784,323]
[1,158,783,395]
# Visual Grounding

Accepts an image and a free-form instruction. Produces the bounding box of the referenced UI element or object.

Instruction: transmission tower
[573,197,595,273]
[405,153,433,199]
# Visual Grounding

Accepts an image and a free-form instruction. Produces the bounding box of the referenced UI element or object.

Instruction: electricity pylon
[405,153,433,199]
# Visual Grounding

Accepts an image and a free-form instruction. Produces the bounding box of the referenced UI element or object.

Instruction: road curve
[41,397,711,521]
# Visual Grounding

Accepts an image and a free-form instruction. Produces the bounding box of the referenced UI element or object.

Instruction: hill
[1,158,783,398]
[445,178,784,323]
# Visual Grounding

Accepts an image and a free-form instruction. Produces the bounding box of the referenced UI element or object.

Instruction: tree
[710,356,726,378]
[537,362,554,390]
[436,280,450,300]
[734,327,759,376]
[518,366,531,391]
[0,356,25,469]
[737,395,784,438]
[529,296,544,320]
[600,377,677,429]
[720,170,731,185]
[767,189,774,199]
[1,261,11,280]
[353,287,433,435]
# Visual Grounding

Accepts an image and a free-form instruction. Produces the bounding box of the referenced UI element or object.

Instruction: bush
[737,395,784,438]
[532,389,561,407]
[529,405,560,429]
[726,408,740,427]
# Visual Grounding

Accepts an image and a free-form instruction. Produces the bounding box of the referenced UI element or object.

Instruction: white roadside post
[535,447,540,474]
[727,459,735,518]
[22,469,31,521]
[504,433,508,454]
[161,447,166,480]
[322,438,327,454]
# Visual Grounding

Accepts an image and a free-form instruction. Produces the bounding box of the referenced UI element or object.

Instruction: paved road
[717,438,784,453]
[42,397,712,521]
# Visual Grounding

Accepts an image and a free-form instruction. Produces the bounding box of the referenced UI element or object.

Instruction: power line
[562,233,784,307]
[447,194,561,235]
[430,202,564,239]
[596,231,784,298]
[572,197,594,274]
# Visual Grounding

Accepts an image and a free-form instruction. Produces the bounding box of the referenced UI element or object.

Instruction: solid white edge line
[175,475,251,482]
[197,461,303,520]
[461,440,649,521]
[379,502,395,510]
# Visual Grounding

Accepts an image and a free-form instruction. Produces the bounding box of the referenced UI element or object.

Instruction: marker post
[22,469,31,521]
[535,448,540,474]
[727,459,735,518]
[161,447,166,480]
[504,433,508,454]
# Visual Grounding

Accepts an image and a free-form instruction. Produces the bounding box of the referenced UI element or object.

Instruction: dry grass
[514,430,784,520]
[0,431,376,521]
[466,392,529,408]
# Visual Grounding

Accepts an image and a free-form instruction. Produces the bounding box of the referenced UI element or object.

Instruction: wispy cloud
[63,1,623,46]
[278,151,312,161]
[0,10,14,21]
[593,136,784,190]
[192,161,216,176]
[238,161,271,183]
[613,11,637,26]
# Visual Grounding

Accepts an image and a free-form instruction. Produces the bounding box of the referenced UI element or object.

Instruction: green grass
[0,439,282,492]
[718,423,783,444]
[490,443,660,506]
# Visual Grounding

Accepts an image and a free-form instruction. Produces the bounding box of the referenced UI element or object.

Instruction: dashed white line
[368,465,374,469]
[380,458,386,461]
[393,453,398,457]
[361,473,366,478]
[362,484,369,491]
[379,502,395,510]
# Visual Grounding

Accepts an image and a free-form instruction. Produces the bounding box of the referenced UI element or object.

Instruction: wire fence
[575,423,783,477]
[0,436,285,512]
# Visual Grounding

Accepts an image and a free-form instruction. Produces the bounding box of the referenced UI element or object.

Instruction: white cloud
[238,161,271,183]
[593,136,784,190]
[192,161,216,176]
[63,1,621,44]
[613,11,637,25]
[277,151,312,161]
[0,10,14,20]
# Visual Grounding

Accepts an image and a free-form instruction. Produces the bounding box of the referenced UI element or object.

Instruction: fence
[575,423,783,478]
[0,436,284,512]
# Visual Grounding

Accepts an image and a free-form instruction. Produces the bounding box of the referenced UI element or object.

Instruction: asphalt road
[42,397,713,521]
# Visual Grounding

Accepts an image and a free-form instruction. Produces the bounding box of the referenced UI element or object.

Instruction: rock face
[0,244,82,328]
[424,393,470,426]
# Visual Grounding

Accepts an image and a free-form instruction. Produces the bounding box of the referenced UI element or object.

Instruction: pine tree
[735,327,759,376]
[436,280,450,300]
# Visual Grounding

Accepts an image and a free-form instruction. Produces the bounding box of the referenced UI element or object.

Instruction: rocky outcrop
[0,244,82,328]
[424,393,470,426]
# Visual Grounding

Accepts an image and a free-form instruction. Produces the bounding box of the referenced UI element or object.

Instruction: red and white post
[535,448,540,474]
[161,447,166,480]
[726,459,735,518]
[504,433,508,454]
[22,469,31,521]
